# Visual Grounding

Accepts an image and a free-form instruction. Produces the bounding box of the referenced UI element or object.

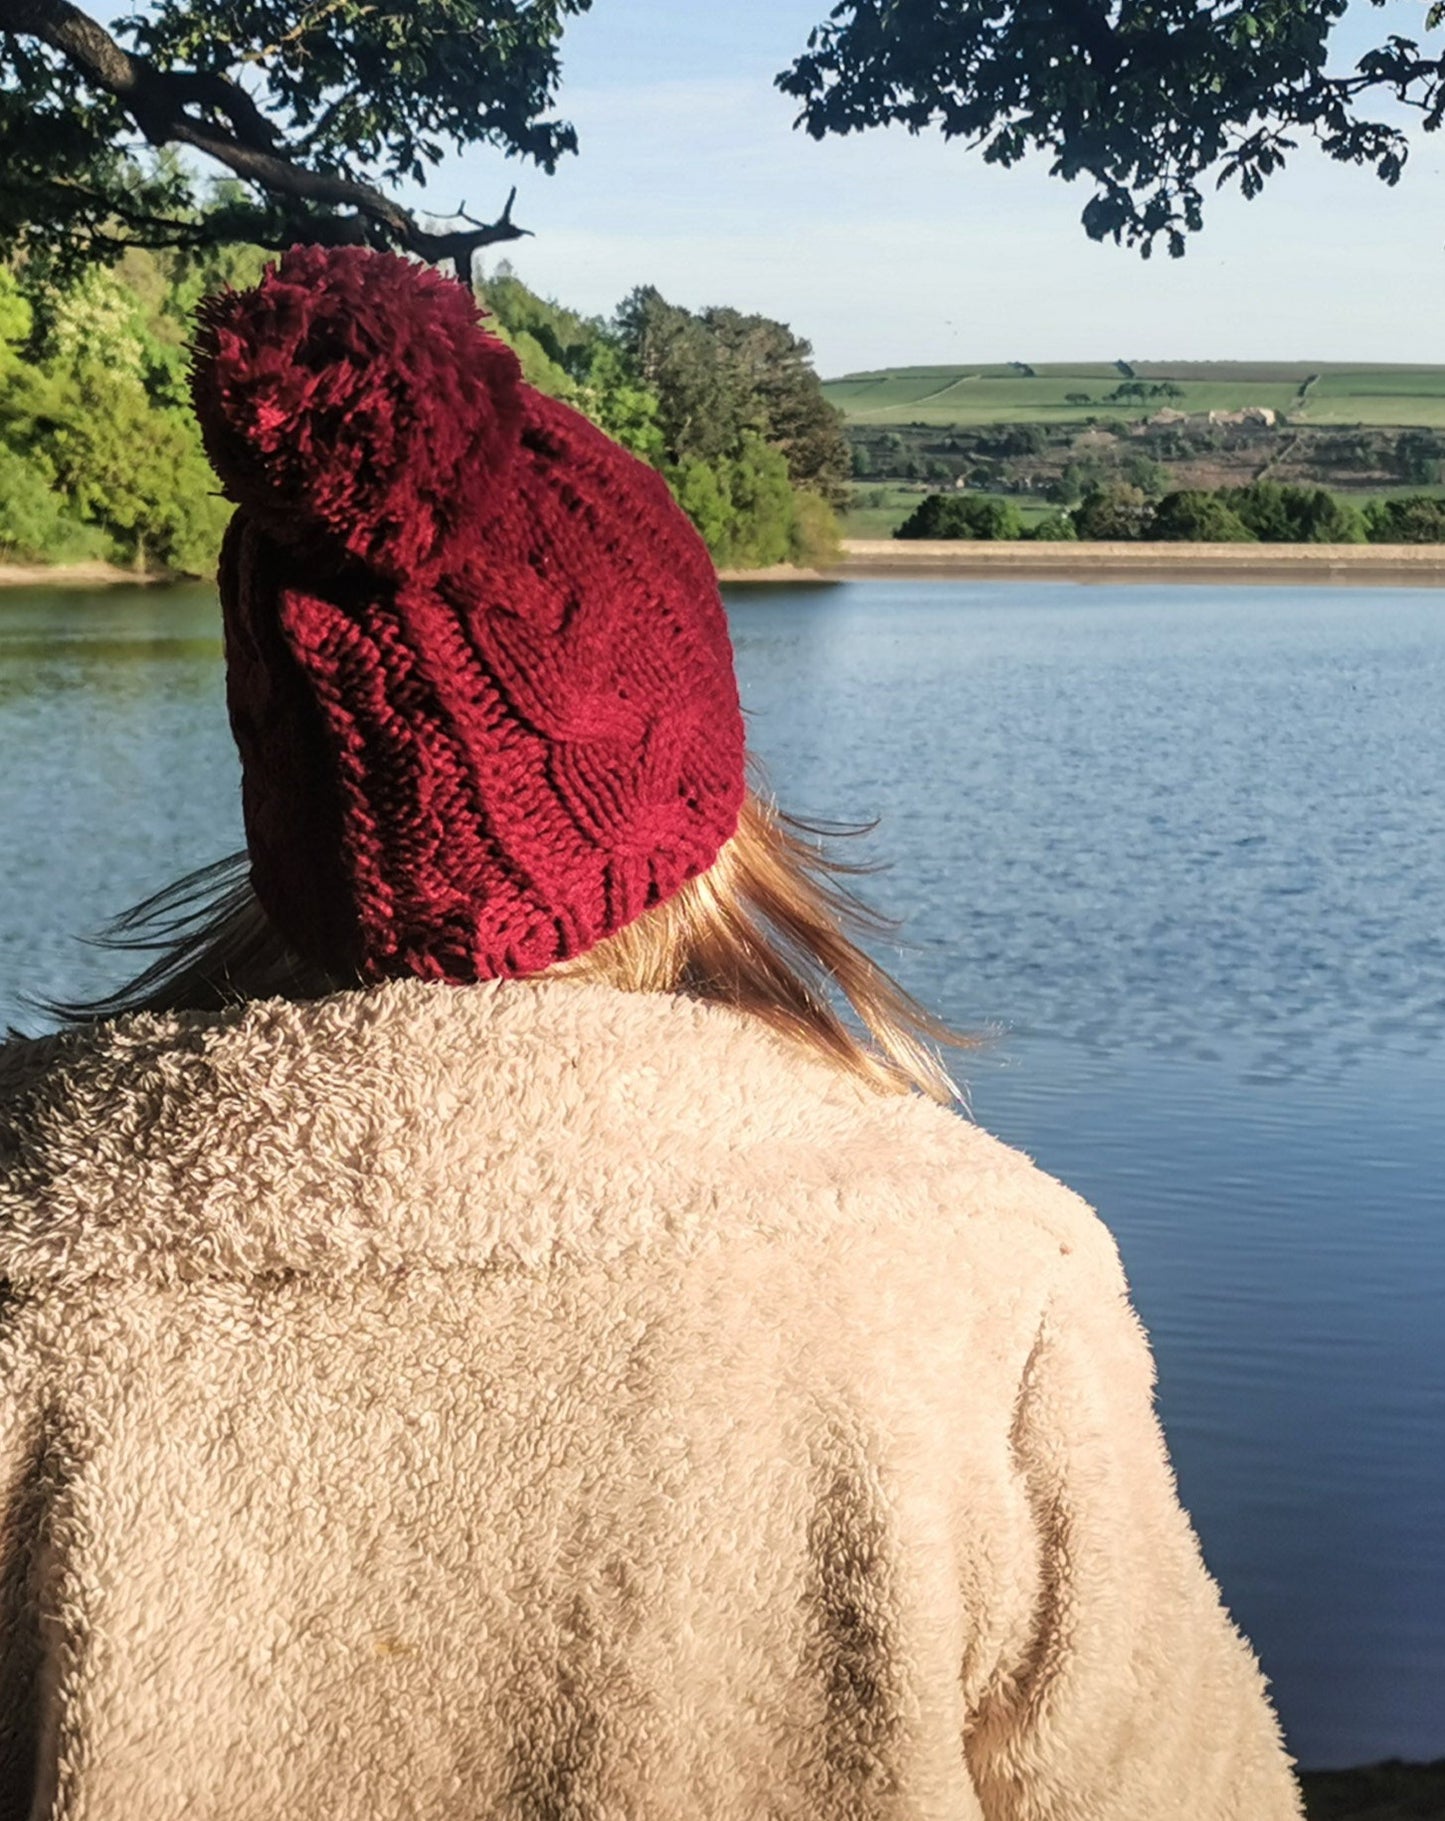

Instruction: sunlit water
[2,578,1442,1769]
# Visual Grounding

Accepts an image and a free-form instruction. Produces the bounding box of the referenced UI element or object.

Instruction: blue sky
[83,0,1445,372]
[388,0,1445,375]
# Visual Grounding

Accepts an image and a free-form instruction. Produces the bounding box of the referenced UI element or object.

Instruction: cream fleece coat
[0,978,1302,1820]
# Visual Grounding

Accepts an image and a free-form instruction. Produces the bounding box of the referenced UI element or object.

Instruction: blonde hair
[29,785,974,1104]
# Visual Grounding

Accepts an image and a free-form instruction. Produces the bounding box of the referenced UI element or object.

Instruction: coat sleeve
[964,1228,1305,1821]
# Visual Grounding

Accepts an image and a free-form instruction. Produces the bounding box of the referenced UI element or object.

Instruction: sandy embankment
[831,539,1445,586]
[0,560,171,589]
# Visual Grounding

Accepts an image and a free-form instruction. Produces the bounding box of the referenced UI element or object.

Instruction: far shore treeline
[6,235,1443,579]
[0,240,849,578]
[895,483,1445,545]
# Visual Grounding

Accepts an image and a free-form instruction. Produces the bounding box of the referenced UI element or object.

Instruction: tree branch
[0,0,531,278]
[237,0,367,69]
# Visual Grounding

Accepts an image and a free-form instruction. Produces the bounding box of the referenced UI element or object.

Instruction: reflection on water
[2,577,1444,1767]
[731,579,1445,1768]
[963,1036,1445,1768]
[0,586,234,1019]
[729,581,1445,1084]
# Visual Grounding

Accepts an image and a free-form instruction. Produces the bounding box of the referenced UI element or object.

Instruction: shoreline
[1298,1759,1445,1818]
[6,539,1445,592]
[831,540,1445,587]
[0,560,175,590]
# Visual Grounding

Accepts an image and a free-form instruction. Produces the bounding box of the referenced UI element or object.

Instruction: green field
[824,362,1445,429]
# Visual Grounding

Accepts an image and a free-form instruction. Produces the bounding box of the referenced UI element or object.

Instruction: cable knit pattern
[0,983,1303,1819]
[190,247,745,981]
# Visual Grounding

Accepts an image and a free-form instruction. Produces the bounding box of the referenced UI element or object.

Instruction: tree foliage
[1152,489,1258,540]
[1364,493,1445,541]
[778,0,1445,253]
[698,306,853,509]
[479,265,666,464]
[886,476,1410,542]
[0,246,842,575]
[614,284,846,564]
[1220,479,1364,541]
[485,269,842,564]
[0,0,590,279]
[616,286,851,507]
[895,491,1023,539]
[1072,483,1156,540]
[0,251,230,567]
[616,288,746,469]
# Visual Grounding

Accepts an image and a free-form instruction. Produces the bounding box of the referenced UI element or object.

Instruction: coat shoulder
[0,982,1127,1301]
[849,1086,1128,1295]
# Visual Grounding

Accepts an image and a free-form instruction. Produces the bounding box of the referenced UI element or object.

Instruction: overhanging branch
[0,0,532,275]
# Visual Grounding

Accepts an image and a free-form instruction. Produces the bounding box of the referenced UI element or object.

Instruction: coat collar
[0,980,971,1289]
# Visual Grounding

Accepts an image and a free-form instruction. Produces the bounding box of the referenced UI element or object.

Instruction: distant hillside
[823,362,1445,430]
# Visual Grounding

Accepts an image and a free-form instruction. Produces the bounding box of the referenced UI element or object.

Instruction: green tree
[617,287,751,469]
[477,265,666,465]
[1120,453,1168,496]
[1363,495,1445,542]
[44,361,231,570]
[789,486,842,567]
[895,492,1023,539]
[1222,480,1364,542]
[979,423,1046,458]
[0,267,33,349]
[0,243,245,570]
[1389,431,1445,486]
[697,306,851,507]
[720,434,800,567]
[616,288,849,503]
[0,443,97,560]
[616,284,842,565]
[574,342,666,467]
[779,1,1445,253]
[667,435,838,569]
[668,457,736,557]
[0,0,592,279]
[1072,484,1154,541]
[1151,490,1258,542]
[1048,458,1106,505]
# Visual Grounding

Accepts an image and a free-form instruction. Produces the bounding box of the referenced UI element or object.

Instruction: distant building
[1208,406,1277,427]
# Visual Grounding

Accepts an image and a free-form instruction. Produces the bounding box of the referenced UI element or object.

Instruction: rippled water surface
[2,578,1443,1768]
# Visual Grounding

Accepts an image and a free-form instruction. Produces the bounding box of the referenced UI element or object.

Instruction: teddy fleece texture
[0,978,1303,1820]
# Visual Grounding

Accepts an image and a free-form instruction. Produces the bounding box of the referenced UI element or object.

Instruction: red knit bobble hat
[190,244,746,983]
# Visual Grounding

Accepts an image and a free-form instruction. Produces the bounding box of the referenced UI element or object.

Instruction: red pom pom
[191,244,523,580]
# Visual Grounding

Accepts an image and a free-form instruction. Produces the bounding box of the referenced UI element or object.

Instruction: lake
[3,577,1443,1770]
